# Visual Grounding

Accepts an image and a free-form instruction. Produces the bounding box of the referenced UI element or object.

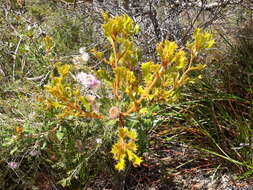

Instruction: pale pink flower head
[30,150,40,156]
[76,72,101,90]
[8,162,19,169]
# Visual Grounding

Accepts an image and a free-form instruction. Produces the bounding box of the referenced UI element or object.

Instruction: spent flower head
[72,47,90,65]
[30,150,40,156]
[109,106,120,119]
[79,47,90,62]
[96,138,102,144]
[72,56,82,65]
[81,53,90,62]
[79,47,86,55]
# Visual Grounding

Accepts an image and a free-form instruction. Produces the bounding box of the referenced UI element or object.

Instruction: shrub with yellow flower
[43,13,214,173]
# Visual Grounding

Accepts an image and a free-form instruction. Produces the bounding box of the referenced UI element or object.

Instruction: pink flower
[30,150,40,156]
[8,162,19,169]
[76,72,101,90]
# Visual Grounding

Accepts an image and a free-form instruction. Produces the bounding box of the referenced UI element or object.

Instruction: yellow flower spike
[133,156,142,167]
[126,150,135,161]
[156,42,163,57]
[111,127,142,171]
[56,64,71,77]
[111,142,124,160]
[193,28,214,51]
[43,36,54,52]
[126,130,137,140]
[175,50,186,69]
[207,38,215,48]
[115,157,126,171]
[118,127,128,139]
[139,107,148,115]
[111,146,118,159]
[163,40,178,61]
[102,12,109,22]
[126,141,137,152]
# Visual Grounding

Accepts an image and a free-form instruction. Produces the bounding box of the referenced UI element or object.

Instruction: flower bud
[109,106,120,119]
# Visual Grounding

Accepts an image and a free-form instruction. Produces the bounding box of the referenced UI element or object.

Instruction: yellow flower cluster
[111,127,142,171]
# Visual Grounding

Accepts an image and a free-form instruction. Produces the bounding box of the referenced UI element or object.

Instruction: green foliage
[0,0,93,82]
[50,16,92,54]
[0,14,49,79]
[0,81,49,189]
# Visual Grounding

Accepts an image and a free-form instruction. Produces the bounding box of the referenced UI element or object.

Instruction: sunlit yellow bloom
[111,127,142,171]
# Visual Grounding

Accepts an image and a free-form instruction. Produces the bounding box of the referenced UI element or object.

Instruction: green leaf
[56,63,71,77]
[56,130,64,141]
[175,50,186,69]
[80,97,91,112]
[58,178,71,187]
[141,62,159,85]
[133,25,140,34]
[208,39,215,48]
[163,41,177,60]
[97,69,111,82]
[114,67,136,87]
[61,0,75,3]
[10,146,19,155]
[2,137,15,147]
